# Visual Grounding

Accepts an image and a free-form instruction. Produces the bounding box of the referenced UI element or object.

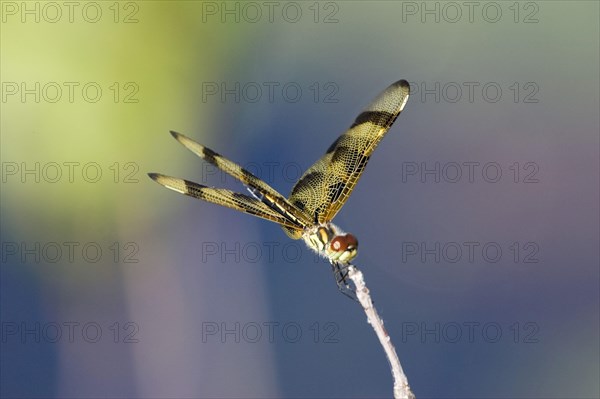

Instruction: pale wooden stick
[346,264,415,399]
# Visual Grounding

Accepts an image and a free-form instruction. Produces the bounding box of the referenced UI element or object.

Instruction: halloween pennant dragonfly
[149,80,410,295]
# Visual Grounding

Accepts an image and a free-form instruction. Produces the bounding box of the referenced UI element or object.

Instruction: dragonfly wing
[170,131,312,230]
[288,80,410,224]
[149,173,305,232]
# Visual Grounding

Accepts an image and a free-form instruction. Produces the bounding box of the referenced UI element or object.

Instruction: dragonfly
[149,80,410,298]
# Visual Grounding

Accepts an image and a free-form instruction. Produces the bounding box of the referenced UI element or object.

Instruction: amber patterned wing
[148,173,305,231]
[287,80,410,225]
[166,131,312,231]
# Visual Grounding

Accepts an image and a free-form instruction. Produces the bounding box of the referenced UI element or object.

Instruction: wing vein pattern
[286,80,410,228]
[149,173,304,229]
[170,131,312,231]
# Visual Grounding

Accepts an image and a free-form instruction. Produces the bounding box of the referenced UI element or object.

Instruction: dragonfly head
[304,224,358,264]
[329,233,358,263]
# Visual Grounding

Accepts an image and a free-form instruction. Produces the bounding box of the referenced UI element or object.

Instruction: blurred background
[1,1,598,398]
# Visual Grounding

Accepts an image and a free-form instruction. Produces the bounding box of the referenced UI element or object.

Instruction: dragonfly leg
[331,261,358,301]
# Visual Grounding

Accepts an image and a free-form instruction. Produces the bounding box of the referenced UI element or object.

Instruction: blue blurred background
[1,1,598,398]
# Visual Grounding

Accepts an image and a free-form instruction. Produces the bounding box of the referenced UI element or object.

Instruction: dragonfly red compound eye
[331,234,358,252]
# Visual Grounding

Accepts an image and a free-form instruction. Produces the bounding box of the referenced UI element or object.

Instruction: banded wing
[149,173,305,231]
[167,131,312,232]
[286,80,410,228]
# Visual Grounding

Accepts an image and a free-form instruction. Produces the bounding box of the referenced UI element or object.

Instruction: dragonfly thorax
[303,223,358,264]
